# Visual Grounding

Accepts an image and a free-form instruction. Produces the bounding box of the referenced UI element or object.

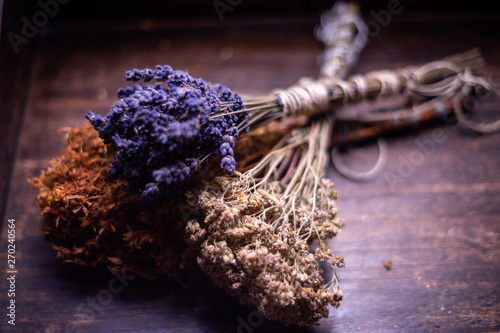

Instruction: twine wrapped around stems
[269,49,486,118]
[330,60,500,148]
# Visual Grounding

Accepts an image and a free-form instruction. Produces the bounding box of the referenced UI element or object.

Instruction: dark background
[1,1,499,332]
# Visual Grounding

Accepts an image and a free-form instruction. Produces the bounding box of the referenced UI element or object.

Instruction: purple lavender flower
[86,66,247,203]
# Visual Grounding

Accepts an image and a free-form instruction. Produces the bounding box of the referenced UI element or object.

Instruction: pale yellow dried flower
[187,175,343,326]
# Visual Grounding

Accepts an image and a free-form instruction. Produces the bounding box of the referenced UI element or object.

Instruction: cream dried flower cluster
[186,175,343,326]
[291,178,342,242]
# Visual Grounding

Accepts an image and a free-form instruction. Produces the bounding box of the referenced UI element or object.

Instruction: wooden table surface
[1,4,500,333]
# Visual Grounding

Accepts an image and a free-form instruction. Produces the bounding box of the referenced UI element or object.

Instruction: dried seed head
[187,175,343,326]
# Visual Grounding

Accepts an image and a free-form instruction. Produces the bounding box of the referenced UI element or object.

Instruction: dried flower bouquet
[31,1,499,327]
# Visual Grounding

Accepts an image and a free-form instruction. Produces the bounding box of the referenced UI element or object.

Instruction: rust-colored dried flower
[30,125,196,282]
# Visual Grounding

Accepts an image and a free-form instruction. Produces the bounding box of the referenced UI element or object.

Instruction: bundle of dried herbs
[30,0,500,328]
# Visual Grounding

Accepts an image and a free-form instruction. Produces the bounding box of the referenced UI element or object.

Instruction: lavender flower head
[86,66,247,202]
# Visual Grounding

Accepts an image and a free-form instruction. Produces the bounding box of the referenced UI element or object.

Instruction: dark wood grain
[1,4,500,333]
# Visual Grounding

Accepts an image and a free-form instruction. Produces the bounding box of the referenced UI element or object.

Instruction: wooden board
[1,5,499,333]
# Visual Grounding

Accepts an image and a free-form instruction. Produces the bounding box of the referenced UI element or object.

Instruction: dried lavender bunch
[86,67,247,202]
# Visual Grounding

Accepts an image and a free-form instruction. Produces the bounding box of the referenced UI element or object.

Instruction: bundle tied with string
[31,1,365,286]
[30,0,500,327]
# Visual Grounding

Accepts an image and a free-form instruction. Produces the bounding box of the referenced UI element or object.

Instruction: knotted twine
[273,59,500,181]
[274,67,415,117]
